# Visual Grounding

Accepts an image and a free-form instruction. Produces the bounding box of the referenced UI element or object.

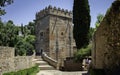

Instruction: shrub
[3,72,15,75]
[3,65,39,75]
[89,69,105,75]
[74,43,92,62]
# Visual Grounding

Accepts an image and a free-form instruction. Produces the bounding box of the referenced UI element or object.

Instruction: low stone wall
[14,56,34,71]
[0,59,15,73]
[0,46,35,74]
[0,46,14,59]
[0,46,15,73]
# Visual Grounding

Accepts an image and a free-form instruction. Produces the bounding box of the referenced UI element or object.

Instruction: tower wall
[35,13,50,55]
[35,5,76,65]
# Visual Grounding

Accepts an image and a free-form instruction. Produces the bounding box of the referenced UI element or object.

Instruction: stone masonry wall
[0,46,35,73]
[35,15,49,55]
[14,56,34,71]
[92,1,120,70]
[0,46,15,73]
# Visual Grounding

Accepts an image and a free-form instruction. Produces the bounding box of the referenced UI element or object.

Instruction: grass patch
[3,65,39,75]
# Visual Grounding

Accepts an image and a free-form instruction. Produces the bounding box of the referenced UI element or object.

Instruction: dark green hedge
[89,69,105,75]
[3,65,39,75]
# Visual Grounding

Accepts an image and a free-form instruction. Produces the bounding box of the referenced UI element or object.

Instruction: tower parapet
[36,5,72,20]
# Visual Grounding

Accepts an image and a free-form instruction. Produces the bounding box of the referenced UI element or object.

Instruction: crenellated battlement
[36,5,72,20]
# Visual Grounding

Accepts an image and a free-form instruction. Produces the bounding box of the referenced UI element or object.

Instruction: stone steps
[39,65,55,70]
[35,56,55,70]
[36,61,48,65]
[35,56,43,61]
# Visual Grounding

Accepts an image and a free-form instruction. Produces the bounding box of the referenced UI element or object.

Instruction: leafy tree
[27,22,35,35]
[88,27,95,41]
[73,0,91,49]
[0,20,35,56]
[15,40,34,56]
[95,14,104,29]
[0,20,4,45]
[0,0,13,6]
[0,20,19,46]
[15,22,35,56]
[75,43,92,61]
[25,42,34,56]
[88,14,104,41]
[24,35,35,56]
[0,0,13,16]
[20,22,35,37]
[24,35,35,45]
[5,20,17,46]
[21,24,24,35]
[15,35,35,56]
[15,39,26,56]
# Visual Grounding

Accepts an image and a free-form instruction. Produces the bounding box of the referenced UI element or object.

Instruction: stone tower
[35,5,76,61]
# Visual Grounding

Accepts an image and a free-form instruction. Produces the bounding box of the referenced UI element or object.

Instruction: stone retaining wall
[0,46,35,73]
[92,0,120,70]
[14,56,34,71]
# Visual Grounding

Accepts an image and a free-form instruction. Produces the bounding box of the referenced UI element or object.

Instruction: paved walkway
[37,70,87,75]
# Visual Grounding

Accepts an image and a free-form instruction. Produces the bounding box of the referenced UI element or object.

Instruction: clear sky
[1,0,114,27]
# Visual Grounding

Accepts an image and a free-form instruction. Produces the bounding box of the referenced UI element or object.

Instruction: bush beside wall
[89,69,105,75]
[3,65,39,75]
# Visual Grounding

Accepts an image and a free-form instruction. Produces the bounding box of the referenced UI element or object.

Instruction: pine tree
[73,0,91,49]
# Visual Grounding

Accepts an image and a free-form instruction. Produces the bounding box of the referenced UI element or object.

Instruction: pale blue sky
[1,0,114,27]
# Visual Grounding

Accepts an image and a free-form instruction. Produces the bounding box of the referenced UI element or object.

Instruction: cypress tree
[73,0,91,49]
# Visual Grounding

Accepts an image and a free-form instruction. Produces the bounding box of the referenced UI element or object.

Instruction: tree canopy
[0,20,19,46]
[0,20,35,56]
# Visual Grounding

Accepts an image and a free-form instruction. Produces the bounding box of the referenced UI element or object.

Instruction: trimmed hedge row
[3,65,39,75]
